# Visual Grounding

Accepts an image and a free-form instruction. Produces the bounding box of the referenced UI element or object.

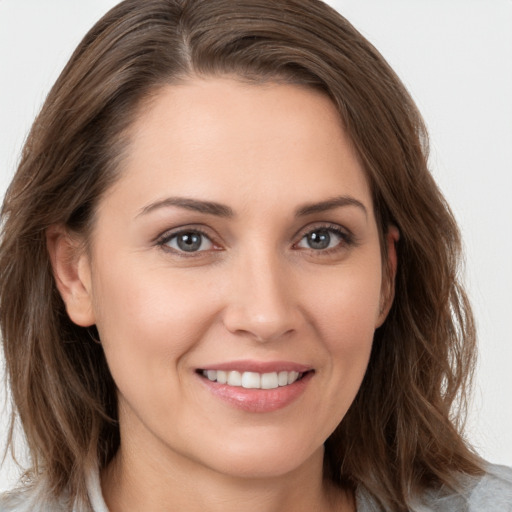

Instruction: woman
[1,0,511,510]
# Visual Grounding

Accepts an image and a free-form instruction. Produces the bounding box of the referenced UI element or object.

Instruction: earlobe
[376,225,400,327]
[46,225,95,327]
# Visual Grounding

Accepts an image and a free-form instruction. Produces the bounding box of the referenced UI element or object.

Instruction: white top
[1,463,511,511]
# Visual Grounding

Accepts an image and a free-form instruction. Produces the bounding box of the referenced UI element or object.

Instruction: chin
[194,433,325,480]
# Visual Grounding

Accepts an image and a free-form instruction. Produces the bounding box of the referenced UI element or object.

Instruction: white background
[1,0,511,491]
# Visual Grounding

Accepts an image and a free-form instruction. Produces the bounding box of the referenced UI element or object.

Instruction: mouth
[197,369,310,389]
[195,364,314,413]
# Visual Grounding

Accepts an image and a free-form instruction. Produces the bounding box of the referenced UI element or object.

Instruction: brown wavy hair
[0,0,482,509]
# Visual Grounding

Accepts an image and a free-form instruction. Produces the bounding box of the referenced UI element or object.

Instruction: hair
[0,0,483,510]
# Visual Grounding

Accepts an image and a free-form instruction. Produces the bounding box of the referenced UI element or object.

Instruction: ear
[376,225,400,328]
[46,225,95,327]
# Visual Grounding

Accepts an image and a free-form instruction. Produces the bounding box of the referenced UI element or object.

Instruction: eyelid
[293,222,353,242]
[153,222,355,257]
[155,225,223,256]
[292,222,356,252]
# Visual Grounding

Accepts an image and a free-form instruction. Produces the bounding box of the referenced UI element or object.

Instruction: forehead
[103,77,373,218]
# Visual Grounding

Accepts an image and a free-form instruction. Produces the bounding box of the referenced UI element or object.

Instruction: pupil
[308,230,330,249]
[177,232,202,252]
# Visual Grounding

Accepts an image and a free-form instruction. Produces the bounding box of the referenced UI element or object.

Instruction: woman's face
[68,78,395,478]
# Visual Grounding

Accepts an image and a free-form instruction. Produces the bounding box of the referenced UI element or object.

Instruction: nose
[222,251,300,343]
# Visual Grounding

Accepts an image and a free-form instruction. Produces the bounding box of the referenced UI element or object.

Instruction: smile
[197,365,314,413]
[200,370,303,389]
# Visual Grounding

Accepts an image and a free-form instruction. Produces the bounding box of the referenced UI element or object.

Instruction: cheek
[90,262,229,439]
[90,258,223,386]
[307,260,382,343]
[304,259,382,403]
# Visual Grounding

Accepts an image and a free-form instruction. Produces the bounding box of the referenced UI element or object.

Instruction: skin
[49,78,398,512]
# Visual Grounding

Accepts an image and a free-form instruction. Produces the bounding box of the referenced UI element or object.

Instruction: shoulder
[0,488,36,512]
[0,469,104,512]
[356,463,512,511]
[0,486,70,512]
[465,463,512,510]
[418,463,512,512]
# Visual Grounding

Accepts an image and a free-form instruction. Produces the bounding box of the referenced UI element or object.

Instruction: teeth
[216,370,228,384]
[261,372,278,389]
[287,371,299,385]
[242,372,260,389]
[227,371,242,386]
[202,370,303,388]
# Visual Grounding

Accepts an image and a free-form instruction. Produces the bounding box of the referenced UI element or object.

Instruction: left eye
[296,228,345,251]
[163,231,214,253]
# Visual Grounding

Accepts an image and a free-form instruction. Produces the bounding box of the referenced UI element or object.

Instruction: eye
[161,230,214,253]
[296,227,349,251]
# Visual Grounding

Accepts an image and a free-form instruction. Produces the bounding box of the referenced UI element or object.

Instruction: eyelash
[155,223,355,258]
[156,227,217,258]
[295,223,355,255]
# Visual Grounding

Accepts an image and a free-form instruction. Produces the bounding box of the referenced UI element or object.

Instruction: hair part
[1,1,482,509]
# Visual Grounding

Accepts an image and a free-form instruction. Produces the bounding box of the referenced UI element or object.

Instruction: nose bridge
[223,243,297,342]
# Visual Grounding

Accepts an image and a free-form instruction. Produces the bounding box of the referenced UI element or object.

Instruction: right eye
[160,230,214,253]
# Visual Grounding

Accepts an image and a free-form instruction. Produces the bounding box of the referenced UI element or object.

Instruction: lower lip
[198,372,313,413]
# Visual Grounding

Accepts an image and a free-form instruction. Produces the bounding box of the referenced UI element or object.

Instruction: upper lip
[198,360,313,373]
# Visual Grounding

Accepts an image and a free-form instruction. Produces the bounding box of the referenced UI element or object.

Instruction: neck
[101,441,353,512]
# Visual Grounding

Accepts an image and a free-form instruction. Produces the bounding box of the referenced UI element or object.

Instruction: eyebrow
[295,195,368,218]
[138,197,234,218]
[137,194,367,219]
